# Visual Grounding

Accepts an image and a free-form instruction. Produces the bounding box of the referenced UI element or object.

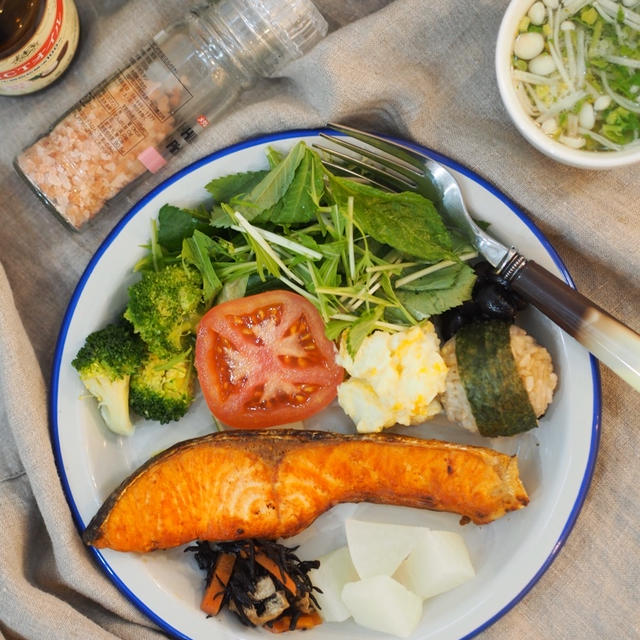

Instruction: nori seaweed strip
[455,320,538,437]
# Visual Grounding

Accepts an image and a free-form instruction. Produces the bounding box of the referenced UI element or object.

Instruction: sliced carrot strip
[252,551,298,596]
[200,552,236,616]
[265,610,323,633]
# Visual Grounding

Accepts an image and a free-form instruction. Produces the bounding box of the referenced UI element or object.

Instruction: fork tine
[318,159,396,192]
[326,122,428,172]
[314,142,416,192]
[318,132,422,184]
[323,123,446,209]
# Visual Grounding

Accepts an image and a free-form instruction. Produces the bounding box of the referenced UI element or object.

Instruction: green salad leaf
[181,231,223,306]
[205,170,269,203]
[140,141,478,353]
[345,307,384,358]
[397,262,467,292]
[391,263,476,320]
[236,141,306,219]
[328,176,455,262]
[259,148,324,225]
[266,146,285,168]
[157,204,209,252]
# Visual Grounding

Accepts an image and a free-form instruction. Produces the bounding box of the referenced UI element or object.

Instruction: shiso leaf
[328,175,455,262]
[391,263,476,320]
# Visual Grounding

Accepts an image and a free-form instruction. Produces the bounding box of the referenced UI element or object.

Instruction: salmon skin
[83,429,529,552]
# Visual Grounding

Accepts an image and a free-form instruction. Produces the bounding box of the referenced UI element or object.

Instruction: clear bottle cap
[252,0,328,59]
[203,0,328,78]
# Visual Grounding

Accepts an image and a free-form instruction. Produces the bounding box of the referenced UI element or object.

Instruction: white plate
[51,130,601,640]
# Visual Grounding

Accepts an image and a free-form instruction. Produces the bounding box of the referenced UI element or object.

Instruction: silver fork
[317,122,640,392]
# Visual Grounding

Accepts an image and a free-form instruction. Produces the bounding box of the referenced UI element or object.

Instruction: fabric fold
[0,263,162,638]
[0,1,638,639]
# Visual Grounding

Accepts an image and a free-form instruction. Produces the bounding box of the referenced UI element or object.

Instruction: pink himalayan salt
[17,77,183,230]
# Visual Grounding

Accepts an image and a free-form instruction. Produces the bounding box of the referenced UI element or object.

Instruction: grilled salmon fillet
[83,429,529,552]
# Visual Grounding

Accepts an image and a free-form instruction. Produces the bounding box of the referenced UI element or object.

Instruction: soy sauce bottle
[0,0,79,95]
[0,1,44,58]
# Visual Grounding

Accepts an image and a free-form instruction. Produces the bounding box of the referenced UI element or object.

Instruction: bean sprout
[510,0,640,151]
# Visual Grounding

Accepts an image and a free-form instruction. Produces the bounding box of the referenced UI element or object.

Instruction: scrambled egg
[336,323,448,433]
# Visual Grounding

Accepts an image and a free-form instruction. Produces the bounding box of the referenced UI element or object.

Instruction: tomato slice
[195,290,344,429]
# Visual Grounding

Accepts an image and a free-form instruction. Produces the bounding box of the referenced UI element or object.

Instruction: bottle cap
[253,0,328,59]
[205,0,328,78]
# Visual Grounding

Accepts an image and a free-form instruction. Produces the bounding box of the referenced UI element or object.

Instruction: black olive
[459,300,481,317]
[472,262,509,292]
[439,312,466,342]
[472,260,494,279]
[438,301,480,341]
[474,282,517,320]
[437,261,529,340]
[472,260,527,316]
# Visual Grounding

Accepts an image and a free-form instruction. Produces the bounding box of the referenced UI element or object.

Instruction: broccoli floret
[124,264,203,358]
[72,323,145,436]
[129,350,196,424]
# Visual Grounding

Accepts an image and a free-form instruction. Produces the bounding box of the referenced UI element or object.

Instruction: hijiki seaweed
[185,538,322,630]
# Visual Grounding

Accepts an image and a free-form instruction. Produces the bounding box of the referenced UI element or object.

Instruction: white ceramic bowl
[495,0,640,169]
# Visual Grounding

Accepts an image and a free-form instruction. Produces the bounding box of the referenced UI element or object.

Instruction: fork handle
[508,259,640,392]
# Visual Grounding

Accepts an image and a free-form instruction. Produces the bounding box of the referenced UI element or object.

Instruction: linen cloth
[1,0,639,638]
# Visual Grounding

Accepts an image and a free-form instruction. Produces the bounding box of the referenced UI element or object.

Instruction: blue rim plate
[50,128,601,640]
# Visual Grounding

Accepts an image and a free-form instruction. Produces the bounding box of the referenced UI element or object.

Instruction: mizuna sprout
[512,0,640,151]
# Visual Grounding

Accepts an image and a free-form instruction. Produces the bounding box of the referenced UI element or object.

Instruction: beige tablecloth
[1,1,639,639]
